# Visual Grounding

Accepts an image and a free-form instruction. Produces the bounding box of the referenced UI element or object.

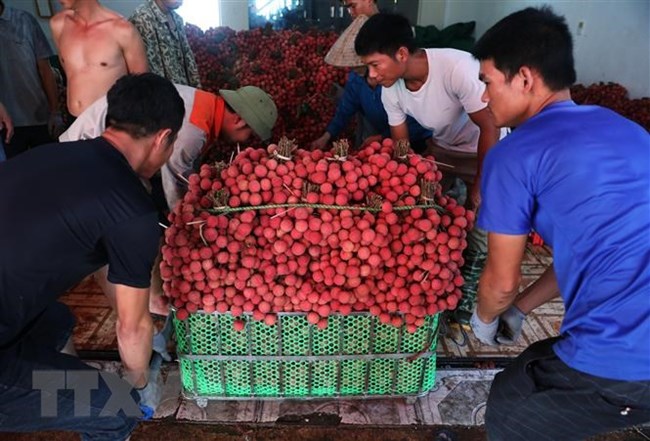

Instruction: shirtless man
[50,0,148,116]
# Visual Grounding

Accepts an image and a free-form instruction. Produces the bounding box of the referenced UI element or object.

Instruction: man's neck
[70,1,102,22]
[516,87,571,126]
[101,129,148,177]
[364,6,379,16]
[403,49,428,92]
[531,89,572,117]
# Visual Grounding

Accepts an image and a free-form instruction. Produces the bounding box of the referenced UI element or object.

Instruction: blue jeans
[0,302,141,441]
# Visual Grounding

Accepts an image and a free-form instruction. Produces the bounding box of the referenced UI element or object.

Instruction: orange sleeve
[189,90,224,147]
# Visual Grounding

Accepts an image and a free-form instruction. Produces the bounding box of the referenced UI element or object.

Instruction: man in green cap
[61,82,278,209]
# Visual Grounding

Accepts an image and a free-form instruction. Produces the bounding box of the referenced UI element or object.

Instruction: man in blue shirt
[469,7,650,441]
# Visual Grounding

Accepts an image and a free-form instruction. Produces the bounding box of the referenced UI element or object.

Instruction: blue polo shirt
[479,100,650,381]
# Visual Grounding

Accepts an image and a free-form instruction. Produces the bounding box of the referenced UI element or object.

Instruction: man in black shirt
[0,73,184,440]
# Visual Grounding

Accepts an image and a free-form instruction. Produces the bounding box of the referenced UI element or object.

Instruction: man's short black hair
[355,13,417,58]
[106,73,185,139]
[473,6,576,91]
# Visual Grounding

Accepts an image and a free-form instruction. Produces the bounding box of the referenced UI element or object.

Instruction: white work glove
[496,305,526,345]
[470,310,498,345]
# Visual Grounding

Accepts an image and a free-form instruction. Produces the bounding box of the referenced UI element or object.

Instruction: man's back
[0,138,160,346]
[50,2,148,116]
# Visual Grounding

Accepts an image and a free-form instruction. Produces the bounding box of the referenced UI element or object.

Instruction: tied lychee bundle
[160,137,475,332]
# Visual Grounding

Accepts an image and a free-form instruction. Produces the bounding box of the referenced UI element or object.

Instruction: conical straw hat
[324,15,370,67]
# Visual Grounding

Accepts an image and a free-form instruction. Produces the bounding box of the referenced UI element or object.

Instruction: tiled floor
[174,368,499,426]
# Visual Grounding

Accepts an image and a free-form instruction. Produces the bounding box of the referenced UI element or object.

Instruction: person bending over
[0,73,185,440]
[469,7,650,441]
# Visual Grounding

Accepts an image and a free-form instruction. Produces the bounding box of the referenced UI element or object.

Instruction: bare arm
[468,107,500,207]
[119,21,149,74]
[114,284,154,388]
[37,59,59,113]
[477,232,528,323]
[514,266,560,314]
[390,121,409,143]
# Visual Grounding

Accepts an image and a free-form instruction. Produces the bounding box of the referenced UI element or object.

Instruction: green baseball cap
[219,86,278,141]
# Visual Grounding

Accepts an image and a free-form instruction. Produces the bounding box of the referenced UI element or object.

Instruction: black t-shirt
[0,137,161,346]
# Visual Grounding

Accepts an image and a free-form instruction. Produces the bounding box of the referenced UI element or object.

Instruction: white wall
[417,0,446,29]
[440,0,650,98]
[220,0,248,31]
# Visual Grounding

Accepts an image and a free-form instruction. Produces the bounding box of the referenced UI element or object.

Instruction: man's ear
[396,46,409,62]
[518,66,535,92]
[153,128,174,152]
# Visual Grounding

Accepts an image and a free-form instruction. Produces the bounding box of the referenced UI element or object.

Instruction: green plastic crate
[173,311,439,401]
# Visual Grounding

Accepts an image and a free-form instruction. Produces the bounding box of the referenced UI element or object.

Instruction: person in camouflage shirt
[130,0,201,88]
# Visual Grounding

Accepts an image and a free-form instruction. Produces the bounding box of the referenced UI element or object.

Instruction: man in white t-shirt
[355,13,502,324]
